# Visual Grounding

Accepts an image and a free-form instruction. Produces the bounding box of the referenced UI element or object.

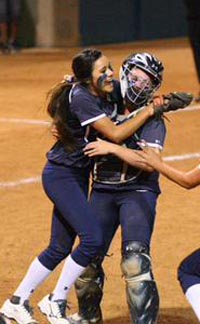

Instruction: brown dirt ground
[0,38,200,324]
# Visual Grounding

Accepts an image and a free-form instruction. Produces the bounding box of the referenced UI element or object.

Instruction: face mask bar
[120,65,159,108]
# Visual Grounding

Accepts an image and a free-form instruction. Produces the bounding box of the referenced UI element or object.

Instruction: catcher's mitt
[154,92,193,117]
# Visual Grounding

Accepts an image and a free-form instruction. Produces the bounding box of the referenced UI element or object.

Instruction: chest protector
[93,114,143,184]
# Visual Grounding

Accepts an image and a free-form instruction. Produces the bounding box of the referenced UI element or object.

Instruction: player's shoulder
[71,84,97,105]
[71,84,89,97]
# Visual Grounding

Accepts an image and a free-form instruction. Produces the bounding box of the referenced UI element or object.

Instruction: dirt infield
[0,38,200,323]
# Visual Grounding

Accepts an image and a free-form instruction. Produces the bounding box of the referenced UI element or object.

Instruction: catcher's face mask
[120,52,163,109]
[120,66,156,109]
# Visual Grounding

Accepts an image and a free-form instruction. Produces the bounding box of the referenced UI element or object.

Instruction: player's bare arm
[91,92,193,144]
[150,160,200,189]
[91,105,154,144]
[84,138,155,172]
[136,147,200,189]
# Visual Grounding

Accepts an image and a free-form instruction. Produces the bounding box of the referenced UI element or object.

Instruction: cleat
[0,297,38,324]
[38,295,71,324]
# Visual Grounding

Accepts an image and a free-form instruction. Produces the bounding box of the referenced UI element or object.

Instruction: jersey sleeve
[71,90,106,126]
[139,118,166,150]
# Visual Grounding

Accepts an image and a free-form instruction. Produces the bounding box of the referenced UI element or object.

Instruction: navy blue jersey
[92,115,166,194]
[47,80,123,168]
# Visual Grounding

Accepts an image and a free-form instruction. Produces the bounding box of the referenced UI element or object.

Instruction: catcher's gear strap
[121,241,159,323]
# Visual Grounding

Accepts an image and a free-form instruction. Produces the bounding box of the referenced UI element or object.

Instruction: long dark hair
[72,48,102,83]
[47,49,103,152]
[47,81,76,152]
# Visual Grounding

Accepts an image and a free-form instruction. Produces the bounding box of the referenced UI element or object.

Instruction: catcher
[71,53,193,324]
[121,140,200,322]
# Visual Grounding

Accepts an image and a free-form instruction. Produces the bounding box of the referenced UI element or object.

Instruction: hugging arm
[136,148,200,189]
[91,105,154,144]
[92,92,193,145]
[84,138,155,172]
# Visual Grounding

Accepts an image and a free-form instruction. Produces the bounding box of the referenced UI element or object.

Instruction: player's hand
[147,95,165,116]
[51,122,60,139]
[135,140,162,168]
[84,138,115,157]
[152,94,165,107]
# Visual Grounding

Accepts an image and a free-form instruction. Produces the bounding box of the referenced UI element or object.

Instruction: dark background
[80,0,187,45]
[19,0,188,47]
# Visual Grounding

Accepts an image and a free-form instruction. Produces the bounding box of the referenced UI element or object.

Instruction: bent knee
[38,244,70,270]
[121,241,153,283]
[81,232,104,254]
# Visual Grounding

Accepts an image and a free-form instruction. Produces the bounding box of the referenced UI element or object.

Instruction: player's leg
[72,190,120,324]
[178,248,200,321]
[0,0,9,53]
[7,0,21,51]
[119,190,159,323]
[38,206,78,324]
[0,162,96,324]
[184,0,200,101]
[38,164,103,324]
[0,207,75,324]
[73,258,105,324]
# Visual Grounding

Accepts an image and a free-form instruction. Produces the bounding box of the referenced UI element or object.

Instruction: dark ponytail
[47,81,77,153]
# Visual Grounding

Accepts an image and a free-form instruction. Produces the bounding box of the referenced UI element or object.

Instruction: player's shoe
[69,313,103,324]
[38,295,71,324]
[0,296,38,324]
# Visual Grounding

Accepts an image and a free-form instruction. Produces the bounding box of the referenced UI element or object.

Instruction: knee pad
[75,260,104,322]
[121,241,152,283]
[121,241,159,323]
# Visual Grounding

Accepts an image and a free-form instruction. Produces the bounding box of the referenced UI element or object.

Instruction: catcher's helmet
[119,52,164,108]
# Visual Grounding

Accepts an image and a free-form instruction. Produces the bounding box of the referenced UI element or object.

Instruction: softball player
[0,49,159,324]
[0,0,21,53]
[72,53,166,324]
[131,146,200,322]
[184,0,200,102]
